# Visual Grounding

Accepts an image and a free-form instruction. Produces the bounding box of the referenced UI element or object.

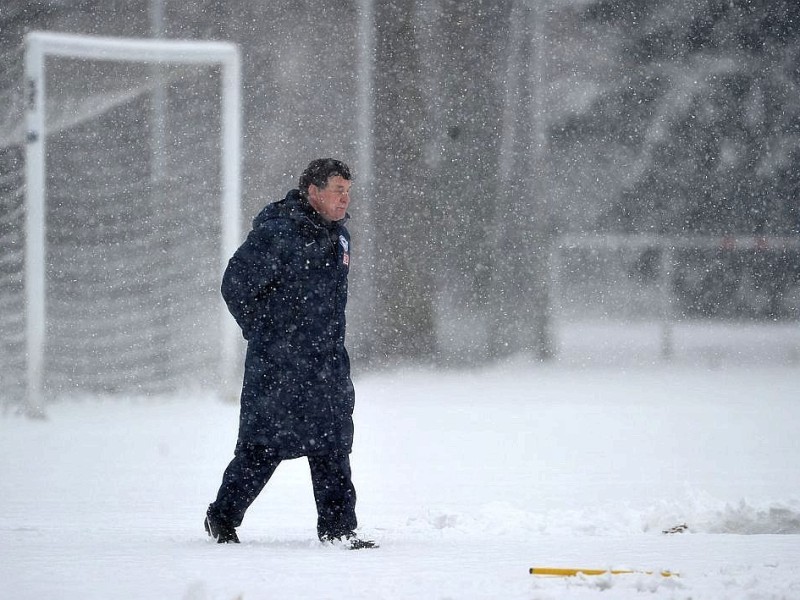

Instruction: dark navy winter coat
[221,189,354,459]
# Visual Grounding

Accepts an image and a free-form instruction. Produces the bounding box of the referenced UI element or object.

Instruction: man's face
[308,175,351,222]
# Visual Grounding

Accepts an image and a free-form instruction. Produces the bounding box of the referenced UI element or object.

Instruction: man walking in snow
[205,158,374,549]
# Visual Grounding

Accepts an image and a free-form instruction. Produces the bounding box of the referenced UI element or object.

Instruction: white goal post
[24,31,242,413]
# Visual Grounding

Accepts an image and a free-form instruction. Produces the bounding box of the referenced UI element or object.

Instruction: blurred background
[1,0,799,408]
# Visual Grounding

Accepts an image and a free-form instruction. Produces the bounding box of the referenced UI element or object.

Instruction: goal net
[2,32,241,413]
[550,234,800,366]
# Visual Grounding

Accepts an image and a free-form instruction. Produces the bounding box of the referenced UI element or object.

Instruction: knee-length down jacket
[222,189,354,459]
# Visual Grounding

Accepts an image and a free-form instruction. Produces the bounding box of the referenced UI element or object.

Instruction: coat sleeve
[221,225,283,340]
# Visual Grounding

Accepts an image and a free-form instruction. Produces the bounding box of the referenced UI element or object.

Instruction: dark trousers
[208,442,357,540]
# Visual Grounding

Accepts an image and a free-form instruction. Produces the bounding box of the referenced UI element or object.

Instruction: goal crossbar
[24,31,242,412]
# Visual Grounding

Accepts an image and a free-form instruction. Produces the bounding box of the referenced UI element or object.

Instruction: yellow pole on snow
[530,567,677,577]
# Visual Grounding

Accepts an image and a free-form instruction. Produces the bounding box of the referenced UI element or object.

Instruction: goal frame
[551,233,800,361]
[24,31,242,412]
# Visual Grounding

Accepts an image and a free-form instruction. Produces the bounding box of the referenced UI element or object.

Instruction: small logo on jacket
[339,235,350,266]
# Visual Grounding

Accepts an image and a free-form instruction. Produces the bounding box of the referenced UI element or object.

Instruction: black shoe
[347,536,378,550]
[204,509,240,544]
[320,531,377,550]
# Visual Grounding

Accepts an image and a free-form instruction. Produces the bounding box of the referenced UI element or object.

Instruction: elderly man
[205,158,374,549]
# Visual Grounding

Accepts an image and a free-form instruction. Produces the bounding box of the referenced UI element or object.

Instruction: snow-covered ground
[2,323,800,599]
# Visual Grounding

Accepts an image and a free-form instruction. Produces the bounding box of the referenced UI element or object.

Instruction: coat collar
[252,189,350,232]
[286,189,349,230]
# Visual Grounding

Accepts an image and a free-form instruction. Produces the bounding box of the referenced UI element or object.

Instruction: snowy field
[2,323,800,599]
